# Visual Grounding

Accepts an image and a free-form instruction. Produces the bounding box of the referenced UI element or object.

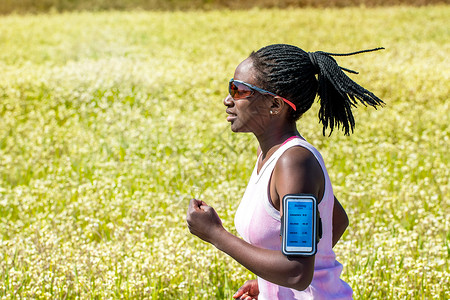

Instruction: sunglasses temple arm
[282,98,297,111]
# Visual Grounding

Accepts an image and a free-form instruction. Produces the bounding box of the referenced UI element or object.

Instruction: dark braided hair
[249,44,385,135]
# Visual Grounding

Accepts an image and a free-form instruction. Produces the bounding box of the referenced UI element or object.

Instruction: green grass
[0,5,449,299]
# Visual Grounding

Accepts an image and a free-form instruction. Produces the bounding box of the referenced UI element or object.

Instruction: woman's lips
[227,115,236,122]
[226,110,237,122]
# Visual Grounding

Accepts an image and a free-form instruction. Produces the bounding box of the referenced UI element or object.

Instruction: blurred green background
[0,0,448,299]
[0,0,447,14]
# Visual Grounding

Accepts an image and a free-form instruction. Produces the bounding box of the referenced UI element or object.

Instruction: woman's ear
[270,96,285,115]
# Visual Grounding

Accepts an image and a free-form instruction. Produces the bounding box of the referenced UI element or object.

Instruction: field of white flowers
[0,6,449,299]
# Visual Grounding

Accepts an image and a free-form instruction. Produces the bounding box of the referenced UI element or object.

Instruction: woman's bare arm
[187,199,314,291]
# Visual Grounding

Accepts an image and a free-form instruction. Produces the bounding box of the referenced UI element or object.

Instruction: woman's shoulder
[270,141,326,207]
[276,145,321,175]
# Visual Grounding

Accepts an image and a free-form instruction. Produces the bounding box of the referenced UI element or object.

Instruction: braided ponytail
[249,44,385,136]
[309,49,385,135]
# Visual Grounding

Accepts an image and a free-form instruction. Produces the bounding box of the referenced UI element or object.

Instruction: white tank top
[235,136,353,299]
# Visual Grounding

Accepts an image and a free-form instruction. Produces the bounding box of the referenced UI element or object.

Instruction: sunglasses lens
[229,81,253,99]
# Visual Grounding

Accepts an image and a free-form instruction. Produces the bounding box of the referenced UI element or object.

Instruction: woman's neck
[256,123,299,160]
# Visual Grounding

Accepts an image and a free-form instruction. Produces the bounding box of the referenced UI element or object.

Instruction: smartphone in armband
[281,194,322,257]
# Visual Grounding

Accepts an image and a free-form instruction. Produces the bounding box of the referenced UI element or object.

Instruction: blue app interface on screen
[287,201,313,248]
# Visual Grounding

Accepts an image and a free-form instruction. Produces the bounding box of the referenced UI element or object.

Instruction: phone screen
[282,195,317,256]
[286,200,313,250]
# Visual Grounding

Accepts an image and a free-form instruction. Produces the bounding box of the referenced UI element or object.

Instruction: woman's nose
[223,94,234,107]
